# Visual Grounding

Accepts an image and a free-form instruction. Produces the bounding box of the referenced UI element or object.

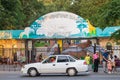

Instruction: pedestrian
[114,55,119,72]
[102,50,109,73]
[107,60,112,74]
[21,54,26,64]
[39,54,42,62]
[93,51,99,72]
[85,52,91,70]
[13,53,17,64]
[108,51,115,73]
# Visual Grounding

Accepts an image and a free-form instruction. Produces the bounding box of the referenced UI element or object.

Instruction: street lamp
[93,43,96,54]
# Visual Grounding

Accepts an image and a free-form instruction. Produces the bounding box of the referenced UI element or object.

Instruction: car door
[54,56,70,73]
[40,56,57,73]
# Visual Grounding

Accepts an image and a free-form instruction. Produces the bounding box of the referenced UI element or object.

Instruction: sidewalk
[90,67,120,75]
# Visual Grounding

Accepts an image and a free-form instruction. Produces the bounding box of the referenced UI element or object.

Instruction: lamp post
[28,40,32,63]
[58,44,61,54]
[94,43,96,54]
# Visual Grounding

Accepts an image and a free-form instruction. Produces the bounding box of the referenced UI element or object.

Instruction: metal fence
[0,64,21,71]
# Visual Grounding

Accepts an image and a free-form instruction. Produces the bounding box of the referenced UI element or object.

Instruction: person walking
[93,51,99,72]
[102,50,109,73]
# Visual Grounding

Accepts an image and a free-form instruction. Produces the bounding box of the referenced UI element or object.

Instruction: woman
[85,53,91,70]
[107,60,112,74]
[114,55,119,72]
[108,51,115,73]
[93,51,99,72]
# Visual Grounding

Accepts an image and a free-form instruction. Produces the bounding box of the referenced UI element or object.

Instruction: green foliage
[0,0,25,30]
[110,29,120,42]
[68,0,110,29]
[20,0,45,27]
[102,0,120,41]
[80,56,85,60]
[34,41,49,47]
[97,0,120,28]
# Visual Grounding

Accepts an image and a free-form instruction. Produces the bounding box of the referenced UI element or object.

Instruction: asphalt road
[0,71,120,80]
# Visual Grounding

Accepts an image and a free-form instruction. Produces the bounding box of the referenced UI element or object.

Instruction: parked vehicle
[21,55,89,76]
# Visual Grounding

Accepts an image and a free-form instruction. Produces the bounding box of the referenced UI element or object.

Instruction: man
[102,50,109,73]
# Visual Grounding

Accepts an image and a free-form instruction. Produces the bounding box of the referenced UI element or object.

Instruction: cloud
[19,27,35,38]
[36,18,80,37]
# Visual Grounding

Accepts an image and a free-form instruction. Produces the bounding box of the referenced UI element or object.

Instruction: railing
[0,63,21,71]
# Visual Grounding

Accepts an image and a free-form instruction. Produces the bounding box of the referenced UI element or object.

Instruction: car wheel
[28,68,38,77]
[67,68,77,76]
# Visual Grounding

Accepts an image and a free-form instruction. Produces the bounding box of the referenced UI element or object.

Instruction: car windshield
[66,55,77,60]
[71,56,78,60]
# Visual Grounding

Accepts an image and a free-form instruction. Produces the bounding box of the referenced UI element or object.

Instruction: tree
[42,0,72,13]
[111,29,120,42]
[0,0,25,30]
[97,0,120,29]
[0,0,45,29]
[68,0,110,28]
[99,0,120,41]
[20,0,45,27]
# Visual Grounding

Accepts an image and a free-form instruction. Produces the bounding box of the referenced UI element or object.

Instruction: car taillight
[83,61,87,65]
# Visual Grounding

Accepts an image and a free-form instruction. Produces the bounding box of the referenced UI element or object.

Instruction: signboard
[20,11,95,39]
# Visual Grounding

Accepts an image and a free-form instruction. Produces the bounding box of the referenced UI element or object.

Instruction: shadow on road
[20,73,90,78]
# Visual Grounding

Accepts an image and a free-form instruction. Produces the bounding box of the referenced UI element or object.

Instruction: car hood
[25,62,42,67]
[76,60,85,63]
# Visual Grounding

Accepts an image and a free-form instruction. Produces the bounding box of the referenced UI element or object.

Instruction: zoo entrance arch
[22,11,98,63]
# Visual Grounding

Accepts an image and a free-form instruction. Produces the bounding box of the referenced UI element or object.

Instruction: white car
[21,55,89,76]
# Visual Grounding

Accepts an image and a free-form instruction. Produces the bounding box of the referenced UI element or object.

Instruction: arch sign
[19,11,96,39]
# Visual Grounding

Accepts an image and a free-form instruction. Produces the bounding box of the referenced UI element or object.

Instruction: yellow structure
[0,39,25,59]
[57,40,63,52]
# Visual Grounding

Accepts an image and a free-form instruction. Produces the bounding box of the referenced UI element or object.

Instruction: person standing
[85,52,91,70]
[107,60,112,74]
[102,50,109,73]
[114,55,119,72]
[108,51,115,73]
[93,51,99,72]
[13,53,17,64]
